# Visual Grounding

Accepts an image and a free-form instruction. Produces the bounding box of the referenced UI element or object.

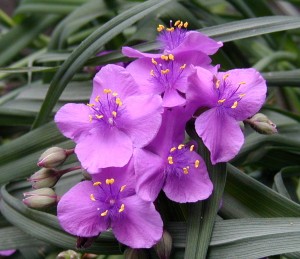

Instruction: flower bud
[57,250,81,259]
[23,188,58,209]
[28,168,61,189]
[124,248,149,259]
[37,147,71,168]
[246,113,277,135]
[76,236,98,249]
[153,230,172,259]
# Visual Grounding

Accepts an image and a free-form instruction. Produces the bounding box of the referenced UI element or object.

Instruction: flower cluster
[50,20,267,249]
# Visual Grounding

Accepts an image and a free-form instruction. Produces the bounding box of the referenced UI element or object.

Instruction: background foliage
[1,0,300,258]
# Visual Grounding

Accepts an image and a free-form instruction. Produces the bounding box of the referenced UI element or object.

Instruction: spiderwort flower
[55,64,163,172]
[57,163,163,248]
[187,67,267,164]
[134,107,213,202]
[123,20,222,108]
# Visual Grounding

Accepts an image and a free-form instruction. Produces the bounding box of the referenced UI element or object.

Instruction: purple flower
[57,162,163,248]
[0,250,16,256]
[55,64,163,172]
[122,20,222,108]
[134,107,213,202]
[187,66,267,164]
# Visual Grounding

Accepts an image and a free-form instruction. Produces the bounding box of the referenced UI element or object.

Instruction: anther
[105,178,115,185]
[89,115,93,122]
[231,101,238,109]
[157,24,165,32]
[239,81,246,85]
[174,20,181,26]
[170,147,177,152]
[119,204,125,213]
[183,167,189,174]
[168,156,174,165]
[180,64,186,69]
[168,54,175,60]
[239,93,246,98]
[100,210,108,217]
[87,103,95,107]
[161,69,170,75]
[120,185,126,192]
[95,95,100,102]
[195,160,200,168]
[216,80,220,88]
[96,115,103,119]
[178,144,185,150]
[90,194,96,201]
[93,181,102,186]
[184,22,188,28]
[218,99,226,104]
[178,22,183,29]
[166,27,174,32]
[189,145,195,152]
[161,55,168,61]
[103,89,112,94]
[116,97,122,106]
[151,58,157,65]
[223,74,230,80]
[112,111,117,117]
[150,70,155,76]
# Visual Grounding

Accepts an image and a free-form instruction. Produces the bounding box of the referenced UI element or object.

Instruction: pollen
[95,95,100,102]
[239,93,246,98]
[184,22,188,28]
[150,69,155,76]
[103,88,112,94]
[106,178,115,185]
[174,20,181,26]
[216,80,220,88]
[161,55,169,61]
[195,160,200,168]
[87,103,95,107]
[178,21,183,29]
[166,27,174,32]
[170,147,177,152]
[93,181,102,186]
[218,99,226,104]
[168,54,175,60]
[231,101,238,109]
[223,74,230,80]
[89,115,93,122]
[239,81,246,86]
[96,115,103,119]
[100,210,108,217]
[116,97,122,106]
[161,69,170,75]
[112,111,117,117]
[90,194,96,201]
[180,64,186,69]
[157,24,165,32]
[178,144,185,150]
[120,185,126,192]
[119,204,125,213]
[189,145,195,152]
[151,58,157,65]
[183,167,189,174]
[168,156,174,165]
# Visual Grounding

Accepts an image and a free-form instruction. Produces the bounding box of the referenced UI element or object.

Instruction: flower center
[157,20,188,52]
[165,143,200,177]
[214,74,246,109]
[86,88,123,127]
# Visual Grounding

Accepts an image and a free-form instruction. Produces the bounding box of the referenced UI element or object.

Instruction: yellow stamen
[116,97,122,106]
[190,145,195,152]
[106,178,115,185]
[168,54,175,60]
[119,204,125,213]
[178,144,185,150]
[90,194,96,201]
[195,160,200,168]
[89,115,93,122]
[161,69,170,75]
[93,181,102,186]
[161,55,168,61]
[218,99,226,104]
[184,22,188,28]
[180,64,186,69]
[231,101,238,109]
[216,79,220,88]
[166,27,174,32]
[183,167,189,174]
[157,24,165,32]
[100,210,108,217]
[178,22,183,29]
[174,20,181,26]
[168,156,174,165]
[87,103,94,107]
[239,81,246,85]
[223,74,230,80]
[150,69,155,76]
[112,111,117,117]
[96,115,103,119]
[103,88,112,94]
[170,147,177,152]
[95,95,100,102]
[151,58,157,65]
[120,185,126,192]
[239,93,246,98]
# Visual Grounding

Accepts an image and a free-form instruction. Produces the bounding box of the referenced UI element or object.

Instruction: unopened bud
[246,113,277,135]
[23,188,58,209]
[38,147,72,168]
[57,250,81,259]
[124,248,149,259]
[153,230,172,259]
[28,168,61,189]
[76,236,97,249]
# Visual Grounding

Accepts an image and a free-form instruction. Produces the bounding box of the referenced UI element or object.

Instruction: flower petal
[75,127,133,172]
[163,88,186,107]
[118,94,163,148]
[195,108,244,164]
[122,46,161,59]
[57,181,109,237]
[112,195,163,248]
[163,152,213,202]
[54,103,93,141]
[134,148,165,201]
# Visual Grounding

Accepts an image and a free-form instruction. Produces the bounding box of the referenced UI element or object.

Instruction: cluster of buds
[23,147,80,209]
